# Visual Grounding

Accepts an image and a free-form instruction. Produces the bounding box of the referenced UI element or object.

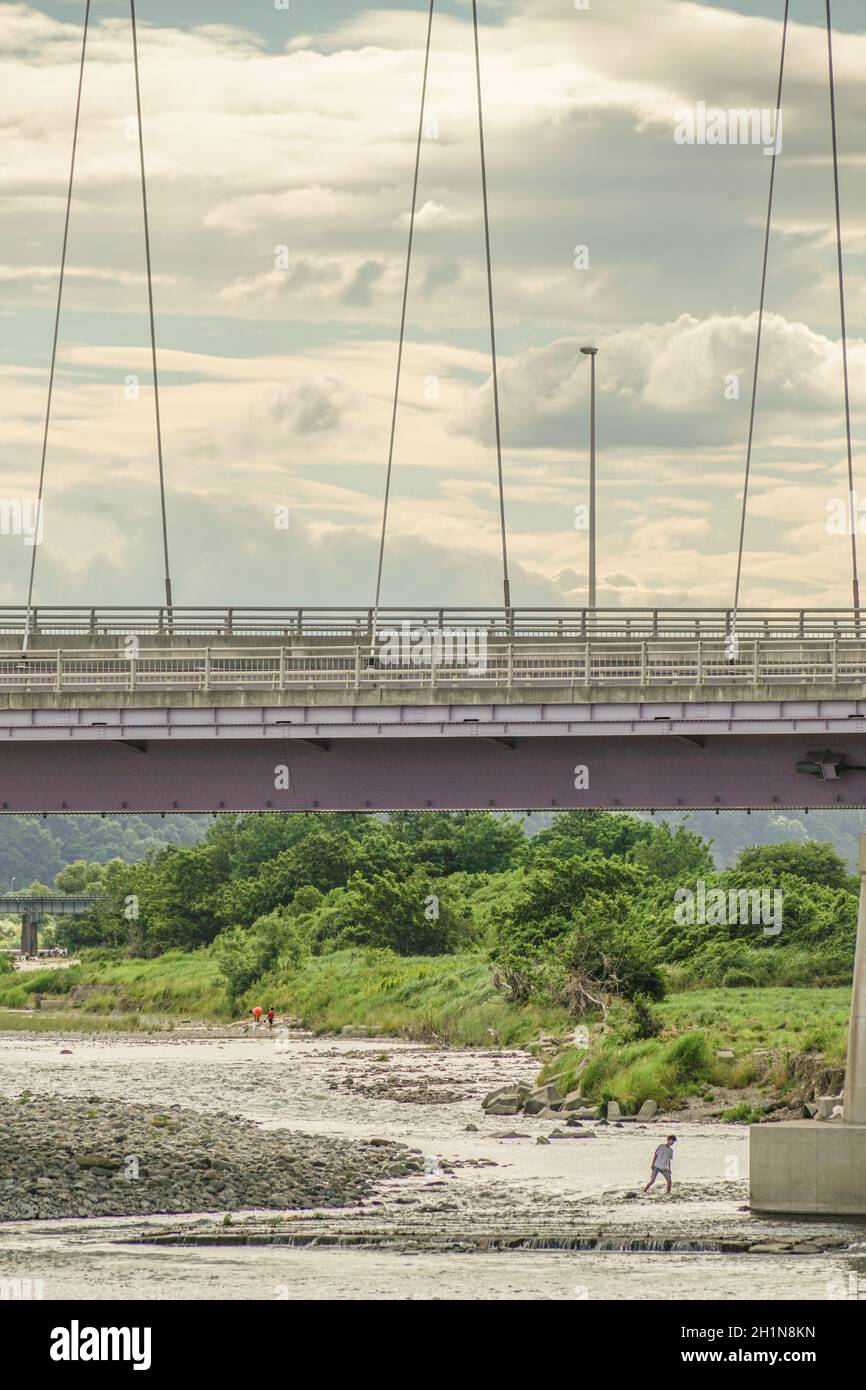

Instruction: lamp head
[580,345,599,356]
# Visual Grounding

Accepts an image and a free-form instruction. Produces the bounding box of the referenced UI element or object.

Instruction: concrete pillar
[20,912,38,956]
[844,833,866,1123]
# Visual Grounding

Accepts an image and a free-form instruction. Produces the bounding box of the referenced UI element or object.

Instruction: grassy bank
[0,952,852,1100]
[0,948,568,1046]
[242,949,571,1045]
[538,986,850,1111]
[0,951,228,1020]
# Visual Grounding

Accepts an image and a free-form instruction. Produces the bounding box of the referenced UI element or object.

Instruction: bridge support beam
[750,833,866,1214]
[20,912,38,956]
[3,733,866,813]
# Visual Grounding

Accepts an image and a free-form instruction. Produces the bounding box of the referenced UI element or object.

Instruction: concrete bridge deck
[1,609,865,813]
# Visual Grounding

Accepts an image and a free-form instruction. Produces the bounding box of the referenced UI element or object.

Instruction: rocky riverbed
[0,1031,864,1300]
[0,1095,420,1222]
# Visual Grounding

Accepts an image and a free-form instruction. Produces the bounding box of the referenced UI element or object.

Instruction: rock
[464,1124,478,1132]
[75,1154,121,1171]
[536,1136,551,1146]
[524,1085,563,1116]
[485,1099,522,1117]
[481,1085,523,1116]
[606,1100,622,1120]
[716,1050,736,1061]
[637,1100,659,1120]
[815,1094,844,1121]
[548,1128,596,1140]
[489,1131,531,1140]
[561,1091,591,1112]
[533,1106,561,1120]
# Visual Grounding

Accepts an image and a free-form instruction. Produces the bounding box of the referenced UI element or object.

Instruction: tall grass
[0,950,229,1020]
[242,949,571,1045]
[538,986,851,1110]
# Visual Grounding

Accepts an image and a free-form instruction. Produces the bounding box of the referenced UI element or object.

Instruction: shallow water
[0,1032,864,1301]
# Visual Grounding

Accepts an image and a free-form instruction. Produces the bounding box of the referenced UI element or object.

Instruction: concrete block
[750,1121,866,1215]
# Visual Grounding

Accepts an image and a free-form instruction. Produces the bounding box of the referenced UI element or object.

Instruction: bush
[215,910,304,1007]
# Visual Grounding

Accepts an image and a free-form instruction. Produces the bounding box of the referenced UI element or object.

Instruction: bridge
[2,605,866,814]
[0,895,104,956]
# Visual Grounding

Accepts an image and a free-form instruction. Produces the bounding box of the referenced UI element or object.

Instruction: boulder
[481,1086,523,1116]
[716,1050,735,1061]
[815,1094,844,1121]
[606,1100,622,1120]
[561,1091,591,1112]
[524,1085,563,1115]
[75,1154,121,1171]
[637,1100,659,1121]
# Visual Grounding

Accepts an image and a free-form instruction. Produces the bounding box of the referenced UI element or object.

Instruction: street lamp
[580,346,599,610]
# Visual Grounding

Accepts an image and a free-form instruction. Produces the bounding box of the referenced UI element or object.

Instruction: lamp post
[580,346,599,610]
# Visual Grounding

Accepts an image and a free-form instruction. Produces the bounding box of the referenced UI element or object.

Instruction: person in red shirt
[251,1006,262,1026]
[267,1008,275,1031]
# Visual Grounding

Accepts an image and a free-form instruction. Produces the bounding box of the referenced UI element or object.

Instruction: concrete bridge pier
[750,833,866,1214]
[20,911,38,956]
[20,912,38,956]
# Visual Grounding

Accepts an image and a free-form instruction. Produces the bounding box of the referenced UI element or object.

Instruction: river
[0,1032,864,1301]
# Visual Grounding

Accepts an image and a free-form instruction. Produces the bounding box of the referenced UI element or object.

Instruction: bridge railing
[1,606,865,641]
[0,639,865,690]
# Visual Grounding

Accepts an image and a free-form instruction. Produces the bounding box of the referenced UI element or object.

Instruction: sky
[2,0,866,612]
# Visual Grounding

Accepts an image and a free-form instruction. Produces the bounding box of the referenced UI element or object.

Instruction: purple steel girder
[1,733,866,813]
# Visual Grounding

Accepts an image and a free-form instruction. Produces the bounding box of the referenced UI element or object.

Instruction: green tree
[529,810,649,863]
[311,869,463,955]
[215,909,303,1006]
[631,821,714,879]
[734,841,853,892]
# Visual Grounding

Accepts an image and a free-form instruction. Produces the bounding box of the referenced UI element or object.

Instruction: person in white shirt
[643,1135,677,1194]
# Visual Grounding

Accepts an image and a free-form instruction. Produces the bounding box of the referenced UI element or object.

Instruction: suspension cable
[22,0,92,656]
[826,0,860,618]
[472,0,511,614]
[371,0,435,648]
[731,0,789,636]
[131,0,173,614]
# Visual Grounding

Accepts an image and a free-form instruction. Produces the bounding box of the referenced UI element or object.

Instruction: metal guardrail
[0,640,865,691]
[1,606,866,640]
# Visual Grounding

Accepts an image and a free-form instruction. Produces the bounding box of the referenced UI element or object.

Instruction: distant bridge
[0,895,104,955]
[1,608,866,814]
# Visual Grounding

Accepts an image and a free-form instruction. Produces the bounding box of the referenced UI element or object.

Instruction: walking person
[267,1007,275,1031]
[644,1135,677,1195]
